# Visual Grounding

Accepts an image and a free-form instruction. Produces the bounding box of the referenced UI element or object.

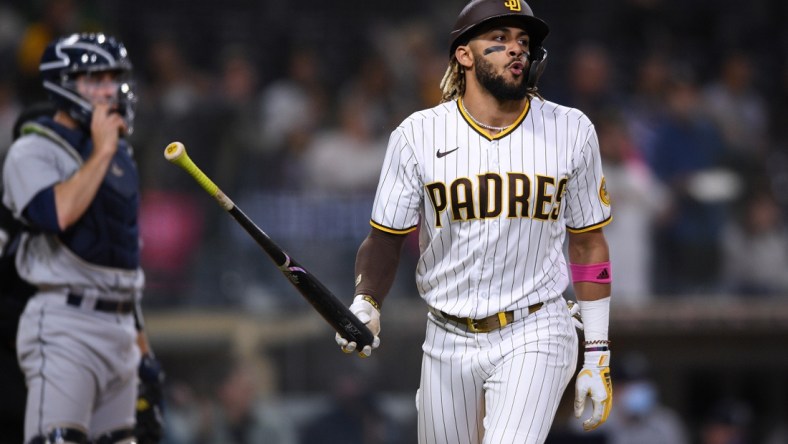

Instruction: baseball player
[335,1,614,442]
[2,33,164,443]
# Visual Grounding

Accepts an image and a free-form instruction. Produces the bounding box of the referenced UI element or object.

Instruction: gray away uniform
[2,118,143,439]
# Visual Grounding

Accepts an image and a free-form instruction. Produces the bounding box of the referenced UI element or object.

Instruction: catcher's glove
[135,354,165,444]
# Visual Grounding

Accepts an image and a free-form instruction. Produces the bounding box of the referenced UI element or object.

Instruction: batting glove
[335,295,381,357]
[574,349,613,431]
[567,300,584,330]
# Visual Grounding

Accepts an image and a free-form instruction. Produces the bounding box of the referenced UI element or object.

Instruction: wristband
[570,261,612,284]
[583,348,611,368]
[577,297,611,343]
[583,339,611,345]
[356,294,381,311]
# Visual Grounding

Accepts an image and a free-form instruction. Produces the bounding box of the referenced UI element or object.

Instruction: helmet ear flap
[526,47,547,90]
[42,77,94,127]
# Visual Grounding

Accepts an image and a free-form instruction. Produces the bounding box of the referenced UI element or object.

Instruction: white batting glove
[567,300,584,330]
[335,295,381,357]
[574,349,613,431]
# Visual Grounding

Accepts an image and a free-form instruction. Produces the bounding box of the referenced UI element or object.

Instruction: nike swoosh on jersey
[436,147,460,158]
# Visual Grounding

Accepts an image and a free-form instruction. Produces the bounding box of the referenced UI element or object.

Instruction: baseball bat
[163,141,375,349]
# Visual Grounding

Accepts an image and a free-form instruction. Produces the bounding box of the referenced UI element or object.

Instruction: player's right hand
[335,294,381,357]
[91,102,126,156]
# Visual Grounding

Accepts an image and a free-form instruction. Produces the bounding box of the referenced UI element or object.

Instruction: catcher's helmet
[449,0,550,90]
[39,33,137,133]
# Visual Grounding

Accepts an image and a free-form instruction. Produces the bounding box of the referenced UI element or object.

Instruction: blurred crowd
[2,0,788,442]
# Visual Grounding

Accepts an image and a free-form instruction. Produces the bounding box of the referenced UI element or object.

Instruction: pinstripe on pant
[416,296,578,444]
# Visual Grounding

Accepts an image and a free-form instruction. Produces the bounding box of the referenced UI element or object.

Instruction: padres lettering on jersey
[424,172,568,227]
[370,98,611,318]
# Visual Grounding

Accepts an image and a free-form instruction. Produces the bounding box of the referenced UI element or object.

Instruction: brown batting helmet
[448,0,549,56]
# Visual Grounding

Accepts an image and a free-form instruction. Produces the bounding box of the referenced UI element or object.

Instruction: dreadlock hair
[439,58,465,103]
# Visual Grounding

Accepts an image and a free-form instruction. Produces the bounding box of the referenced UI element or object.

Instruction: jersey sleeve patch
[599,177,611,207]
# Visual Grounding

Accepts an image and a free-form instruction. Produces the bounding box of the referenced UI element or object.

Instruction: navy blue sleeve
[23,186,61,233]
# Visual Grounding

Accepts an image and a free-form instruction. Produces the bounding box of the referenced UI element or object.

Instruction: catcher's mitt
[135,354,165,444]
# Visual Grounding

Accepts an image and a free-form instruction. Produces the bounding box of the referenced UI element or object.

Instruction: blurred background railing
[2,0,788,442]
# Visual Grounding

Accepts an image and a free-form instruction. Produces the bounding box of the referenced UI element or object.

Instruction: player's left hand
[135,353,165,443]
[335,295,381,357]
[574,350,612,431]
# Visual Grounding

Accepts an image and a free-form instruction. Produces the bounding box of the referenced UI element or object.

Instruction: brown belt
[432,302,544,333]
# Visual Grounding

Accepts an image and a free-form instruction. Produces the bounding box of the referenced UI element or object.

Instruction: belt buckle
[467,312,510,333]
[466,318,484,333]
[467,317,497,333]
[117,300,133,315]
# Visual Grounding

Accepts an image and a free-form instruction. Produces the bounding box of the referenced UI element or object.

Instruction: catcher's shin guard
[93,427,136,443]
[27,427,88,444]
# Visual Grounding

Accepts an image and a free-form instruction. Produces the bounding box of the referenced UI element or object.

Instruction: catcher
[2,33,164,443]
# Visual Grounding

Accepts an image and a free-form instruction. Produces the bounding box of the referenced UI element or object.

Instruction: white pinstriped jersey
[370,97,611,318]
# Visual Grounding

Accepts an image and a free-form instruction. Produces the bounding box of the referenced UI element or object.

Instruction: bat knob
[164,142,186,161]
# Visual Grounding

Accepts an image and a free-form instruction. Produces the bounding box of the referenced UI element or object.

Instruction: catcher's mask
[39,33,137,134]
[449,0,550,90]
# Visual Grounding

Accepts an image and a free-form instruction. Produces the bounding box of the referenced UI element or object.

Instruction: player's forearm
[573,283,610,302]
[567,228,608,262]
[53,150,114,229]
[354,227,407,306]
[567,228,610,302]
[136,331,152,356]
[567,228,611,343]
